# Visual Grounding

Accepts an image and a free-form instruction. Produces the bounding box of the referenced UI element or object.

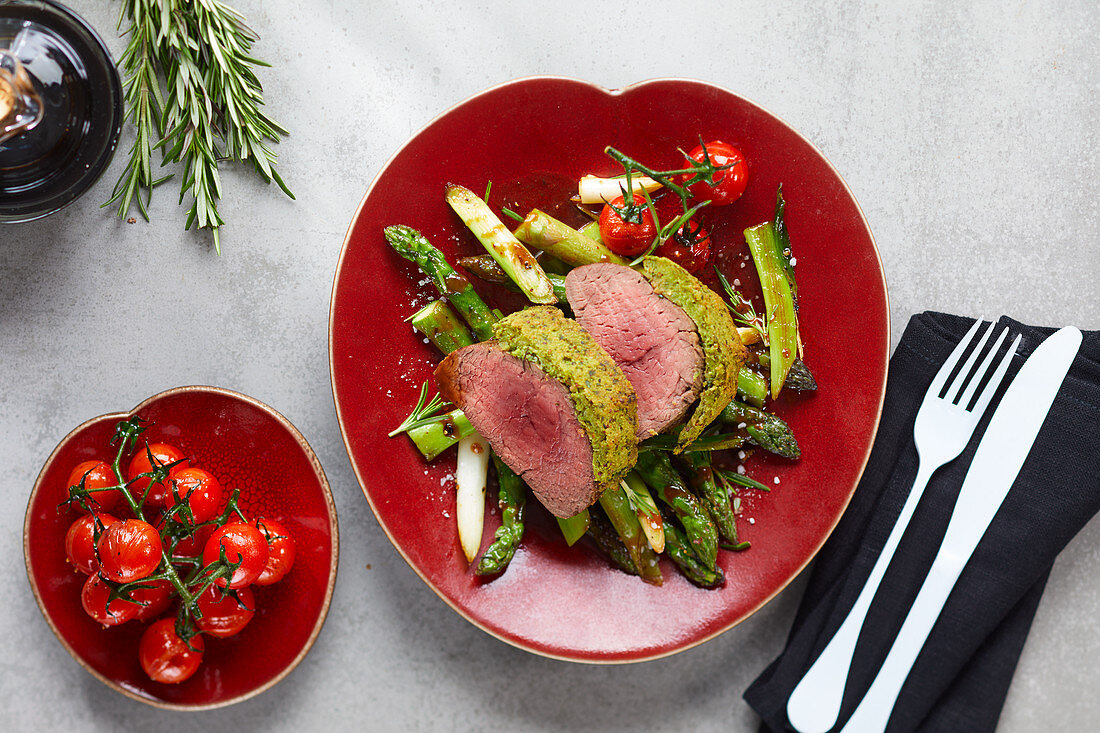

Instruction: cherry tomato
[163,467,223,524]
[682,140,747,206]
[131,579,175,622]
[654,220,712,274]
[64,512,118,574]
[139,618,204,684]
[126,443,189,507]
[598,194,657,256]
[97,519,162,583]
[194,585,255,638]
[66,460,123,512]
[203,523,268,589]
[81,573,141,626]
[253,518,295,586]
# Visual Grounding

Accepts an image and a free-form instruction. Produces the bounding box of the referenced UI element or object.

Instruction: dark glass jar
[0,0,123,223]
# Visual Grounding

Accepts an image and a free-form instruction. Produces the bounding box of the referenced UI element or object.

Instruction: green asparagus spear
[634,450,717,571]
[621,472,664,553]
[556,509,590,546]
[586,506,639,576]
[685,451,739,545]
[384,225,498,341]
[744,187,800,398]
[475,455,526,576]
[662,511,725,588]
[512,209,627,267]
[457,254,568,302]
[737,368,769,407]
[445,184,557,305]
[639,432,746,453]
[410,300,474,355]
[406,409,475,460]
[598,483,663,585]
[757,352,818,392]
[719,401,801,459]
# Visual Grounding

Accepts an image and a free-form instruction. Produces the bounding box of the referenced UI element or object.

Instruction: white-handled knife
[839,325,1083,733]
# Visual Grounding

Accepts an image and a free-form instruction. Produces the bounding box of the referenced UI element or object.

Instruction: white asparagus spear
[455,432,490,563]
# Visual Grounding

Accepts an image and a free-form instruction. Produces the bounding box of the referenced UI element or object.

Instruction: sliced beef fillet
[436,342,597,517]
[435,307,637,518]
[565,263,704,438]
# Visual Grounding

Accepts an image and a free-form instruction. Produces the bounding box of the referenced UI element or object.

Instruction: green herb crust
[493,307,638,491]
[640,256,747,450]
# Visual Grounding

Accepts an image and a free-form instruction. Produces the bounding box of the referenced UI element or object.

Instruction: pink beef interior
[436,342,597,517]
[566,263,703,438]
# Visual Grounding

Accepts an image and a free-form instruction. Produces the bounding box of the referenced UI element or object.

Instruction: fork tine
[945,320,996,403]
[959,326,1010,409]
[969,334,1022,417]
[928,318,983,396]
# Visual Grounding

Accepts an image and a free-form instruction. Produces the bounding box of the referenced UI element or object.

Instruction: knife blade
[839,325,1083,733]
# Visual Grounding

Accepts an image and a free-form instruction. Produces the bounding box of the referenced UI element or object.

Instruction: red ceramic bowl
[24,386,339,708]
[330,77,888,662]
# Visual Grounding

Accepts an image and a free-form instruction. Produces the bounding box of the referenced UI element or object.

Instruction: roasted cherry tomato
[66,460,123,512]
[97,519,162,583]
[194,585,255,638]
[131,579,175,622]
[654,220,712,274]
[598,194,657,257]
[126,443,189,507]
[81,573,141,626]
[203,523,268,589]
[253,518,295,586]
[682,140,747,206]
[139,618,204,684]
[163,467,223,524]
[65,512,118,574]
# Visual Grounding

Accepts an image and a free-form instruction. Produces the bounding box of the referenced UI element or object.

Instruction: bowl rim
[23,384,341,709]
[329,75,889,662]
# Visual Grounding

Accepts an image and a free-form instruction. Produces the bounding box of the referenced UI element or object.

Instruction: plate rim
[23,384,341,710]
[329,75,890,663]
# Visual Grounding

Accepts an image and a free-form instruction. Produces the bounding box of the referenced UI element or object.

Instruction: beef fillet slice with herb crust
[565,262,704,439]
[567,256,746,450]
[435,306,638,518]
[639,256,747,450]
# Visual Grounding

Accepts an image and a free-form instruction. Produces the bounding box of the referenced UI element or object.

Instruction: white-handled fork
[786,319,1019,733]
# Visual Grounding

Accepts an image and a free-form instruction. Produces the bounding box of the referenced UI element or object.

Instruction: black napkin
[744,312,1100,732]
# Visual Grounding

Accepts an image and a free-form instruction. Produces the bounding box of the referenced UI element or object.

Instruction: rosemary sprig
[107,0,292,253]
[714,267,768,344]
[714,466,770,493]
[388,381,453,437]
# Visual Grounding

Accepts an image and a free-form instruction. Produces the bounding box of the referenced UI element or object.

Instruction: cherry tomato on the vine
[139,618,204,684]
[253,518,295,586]
[66,460,123,512]
[131,579,175,622]
[126,443,189,507]
[654,219,713,274]
[194,585,255,638]
[203,523,268,589]
[163,467,223,524]
[97,519,162,583]
[598,194,657,257]
[682,140,747,206]
[65,512,118,574]
[81,573,141,626]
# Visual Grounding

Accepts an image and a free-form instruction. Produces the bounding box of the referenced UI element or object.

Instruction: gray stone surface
[2,0,1097,730]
